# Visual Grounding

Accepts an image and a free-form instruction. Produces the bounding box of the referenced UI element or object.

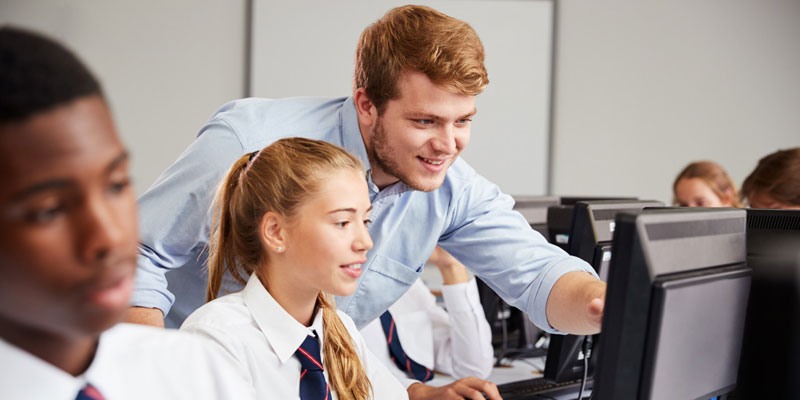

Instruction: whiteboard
[251,0,553,195]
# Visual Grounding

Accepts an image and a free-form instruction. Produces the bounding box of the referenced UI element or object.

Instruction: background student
[361,246,493,387]
[0,26,254,399]
[672,161,742,207]
[741,147,800,209]
[181,138,457,399]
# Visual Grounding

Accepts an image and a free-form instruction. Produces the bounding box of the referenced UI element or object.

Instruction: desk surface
[427,357,547,387]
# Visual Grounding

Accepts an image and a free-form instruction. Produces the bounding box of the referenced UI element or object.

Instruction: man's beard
[369,118,441,192]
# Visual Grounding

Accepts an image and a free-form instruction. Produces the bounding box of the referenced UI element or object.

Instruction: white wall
[3,1,798,203]
[552,0,800,204]
[0,0,247,195]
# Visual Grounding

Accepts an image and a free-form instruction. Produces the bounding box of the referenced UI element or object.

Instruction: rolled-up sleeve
[438,172,598,334]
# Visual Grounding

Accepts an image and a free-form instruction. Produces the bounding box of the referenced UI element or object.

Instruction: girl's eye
[335,221,350,228]
[364,219,373,227]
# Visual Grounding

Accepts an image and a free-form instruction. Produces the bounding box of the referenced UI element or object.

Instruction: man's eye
[109,179,131,194]
[415,119,434,125]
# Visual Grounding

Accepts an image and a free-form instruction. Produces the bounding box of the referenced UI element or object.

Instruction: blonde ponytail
[319,293,372,400]
[207,155,255,301]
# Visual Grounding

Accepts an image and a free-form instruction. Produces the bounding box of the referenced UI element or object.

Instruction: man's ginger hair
[354,5,489,113]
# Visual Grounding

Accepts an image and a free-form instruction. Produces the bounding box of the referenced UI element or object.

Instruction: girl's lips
[340,263,364,279]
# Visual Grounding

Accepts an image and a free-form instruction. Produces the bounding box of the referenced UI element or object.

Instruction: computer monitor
[593,208,751,400]
[732,209,800,399]
[546,196,637,251]
[543,200,663,383]
[512,195,559,240]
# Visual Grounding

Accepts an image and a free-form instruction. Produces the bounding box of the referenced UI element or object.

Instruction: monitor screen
[644,270,750,399]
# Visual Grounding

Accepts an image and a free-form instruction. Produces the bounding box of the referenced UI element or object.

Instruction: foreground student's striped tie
[379,310,433,382]
[75,383,104,400]
[295,333,331,400]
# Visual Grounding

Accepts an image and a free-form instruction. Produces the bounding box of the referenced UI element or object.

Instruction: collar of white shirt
[0,334,92,399]
[242,273,325,366]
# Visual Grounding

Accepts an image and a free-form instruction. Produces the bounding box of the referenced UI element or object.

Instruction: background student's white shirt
[0,323,256,400]
[360,278,494,388]
[181,274,408,400]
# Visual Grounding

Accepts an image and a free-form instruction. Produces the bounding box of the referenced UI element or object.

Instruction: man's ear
[354,87,378,129]
[260,211,287,254]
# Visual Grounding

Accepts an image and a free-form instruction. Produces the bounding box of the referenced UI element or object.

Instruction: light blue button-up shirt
[134,96,597,330]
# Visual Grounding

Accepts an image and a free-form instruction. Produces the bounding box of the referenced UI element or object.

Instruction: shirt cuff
[440,278,481,313]
[130,257,176,316]
[531,255,599,335]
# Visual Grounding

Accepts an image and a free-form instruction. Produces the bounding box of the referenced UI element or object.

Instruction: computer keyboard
[494,376,592,400]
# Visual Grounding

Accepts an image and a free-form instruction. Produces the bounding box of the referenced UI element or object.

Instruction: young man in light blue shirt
[130,5,605,398]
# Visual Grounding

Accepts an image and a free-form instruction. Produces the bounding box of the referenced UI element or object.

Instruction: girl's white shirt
[181,274,408,399]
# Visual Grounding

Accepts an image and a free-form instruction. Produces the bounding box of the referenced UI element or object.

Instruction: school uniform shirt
[180,274,408,400]
[133,96,598,331]
[0,323,256,400]
[361,278,493,387]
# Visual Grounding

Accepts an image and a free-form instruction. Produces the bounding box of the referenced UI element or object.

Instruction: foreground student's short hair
[354,5,489,113]
[0,26,103,124]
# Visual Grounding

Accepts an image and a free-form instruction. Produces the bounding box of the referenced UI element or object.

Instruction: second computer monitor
[543,200,663,383]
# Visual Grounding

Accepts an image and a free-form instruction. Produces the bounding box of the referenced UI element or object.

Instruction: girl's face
[674,177,730,207]
[280,168,373,299]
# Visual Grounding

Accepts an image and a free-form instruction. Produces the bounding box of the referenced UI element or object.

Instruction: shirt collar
[0,336,90,399]
[242,274,324,365]
[340,97,371,174]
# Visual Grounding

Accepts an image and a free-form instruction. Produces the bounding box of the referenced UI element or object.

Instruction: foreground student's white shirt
[361,278,494,388]
[0,323,256,400]
[181,274,408,399]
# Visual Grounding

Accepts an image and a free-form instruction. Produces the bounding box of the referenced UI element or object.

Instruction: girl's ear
[260,211,287,254]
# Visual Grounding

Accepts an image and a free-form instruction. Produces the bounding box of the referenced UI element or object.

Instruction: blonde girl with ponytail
[181,138,407,400]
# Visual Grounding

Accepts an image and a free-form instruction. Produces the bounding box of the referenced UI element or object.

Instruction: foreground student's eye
[335,221,350,228]
[364,218,373,227]
[26,204,65,223]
